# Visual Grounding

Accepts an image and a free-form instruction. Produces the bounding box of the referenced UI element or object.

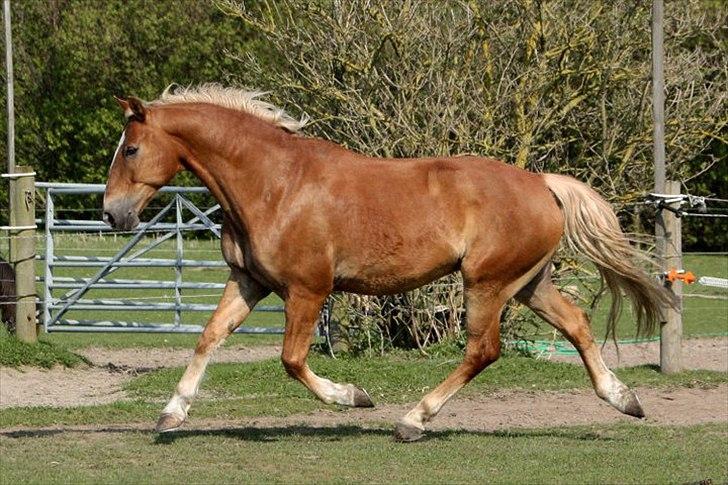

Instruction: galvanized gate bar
[49,302,219,311]
[174,194,183,327]
[42,189,54,330]
[47,299,284,312]
[55,321,284,334]
[178,195,221,238]
[35,182,211,193]
[49,222,220,231]
[47,255,227,264]
[49,277,226,290]
[50,198,177,324]
[49,259,228,267]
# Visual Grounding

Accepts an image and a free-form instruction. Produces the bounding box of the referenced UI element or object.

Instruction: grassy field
[0,327,88,368]
[2,422,726,484]
[1,350,726,483]
[585,253,728,339]
[43,331,282,350]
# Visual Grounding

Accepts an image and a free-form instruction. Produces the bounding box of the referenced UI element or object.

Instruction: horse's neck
[159,105,293,227]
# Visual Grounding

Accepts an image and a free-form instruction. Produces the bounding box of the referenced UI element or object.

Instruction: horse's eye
[123,145,138,157]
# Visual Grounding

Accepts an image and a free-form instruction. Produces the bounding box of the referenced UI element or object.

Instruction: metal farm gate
[37,182,285,334]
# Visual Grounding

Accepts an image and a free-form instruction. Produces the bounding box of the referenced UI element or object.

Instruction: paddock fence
[35,182,288,334]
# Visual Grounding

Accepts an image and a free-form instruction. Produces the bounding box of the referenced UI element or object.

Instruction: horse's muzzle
[103,199,140,231]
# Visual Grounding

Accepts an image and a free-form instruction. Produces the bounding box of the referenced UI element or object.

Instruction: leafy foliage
[0,0,265,221]
[219,0,726,352]
[0,1,724,352]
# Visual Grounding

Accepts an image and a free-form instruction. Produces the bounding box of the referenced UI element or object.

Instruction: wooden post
[651,0,665,195]
[4,0,14,176]
[651,0,681,373]
[9,166,36,343]
[660,180,682,373]
[652,0,667,278]
[652,0,666,270]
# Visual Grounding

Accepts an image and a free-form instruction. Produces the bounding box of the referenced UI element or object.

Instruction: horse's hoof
[155,413,185,433]
[353,386,375,408]
[600,375,646,419]
[622,392,645,419]
[393,422,424,442]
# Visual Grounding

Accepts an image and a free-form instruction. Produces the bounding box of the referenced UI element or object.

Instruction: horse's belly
[333,250,459,295]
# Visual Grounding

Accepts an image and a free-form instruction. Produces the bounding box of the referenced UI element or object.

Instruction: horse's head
[103,97,184,230]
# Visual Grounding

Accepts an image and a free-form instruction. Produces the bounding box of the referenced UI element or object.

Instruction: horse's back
[309,153,563,293]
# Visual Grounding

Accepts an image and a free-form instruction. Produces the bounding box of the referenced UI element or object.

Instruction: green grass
[1,423,726,484]
[125,353,727,405]
[42,331,282,350]
[2,353,724,428]
[0,327,87,368]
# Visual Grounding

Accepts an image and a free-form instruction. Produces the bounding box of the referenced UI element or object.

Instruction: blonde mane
[151,83,308,133]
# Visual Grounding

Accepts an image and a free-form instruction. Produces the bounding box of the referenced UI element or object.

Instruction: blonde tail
[543,174,675,339]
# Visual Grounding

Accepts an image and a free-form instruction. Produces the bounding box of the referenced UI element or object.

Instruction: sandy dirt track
[0,345,280,408]
[1,385,726,436]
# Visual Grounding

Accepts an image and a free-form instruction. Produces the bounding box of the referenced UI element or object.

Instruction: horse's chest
[220,226,246,269]
[220,221,292,287]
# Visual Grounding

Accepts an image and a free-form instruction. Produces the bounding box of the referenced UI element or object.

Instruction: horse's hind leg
[281,288,374,407]
[394,283,508,442]
[516,265,645,417]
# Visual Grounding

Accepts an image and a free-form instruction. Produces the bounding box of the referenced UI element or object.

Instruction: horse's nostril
[103,211,115,227]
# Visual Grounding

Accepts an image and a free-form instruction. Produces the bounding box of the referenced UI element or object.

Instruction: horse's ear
[113,95,146,122]
[127,96,147,122]
[114,96,132,118]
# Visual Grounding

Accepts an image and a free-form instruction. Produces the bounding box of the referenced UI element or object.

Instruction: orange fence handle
[665,268,696,284]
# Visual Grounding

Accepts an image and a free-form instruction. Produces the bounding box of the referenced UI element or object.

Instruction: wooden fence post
[659,180,682,374]
[9,166,36,343]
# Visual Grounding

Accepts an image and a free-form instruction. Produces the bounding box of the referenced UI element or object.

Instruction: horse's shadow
[2,424,619,443]
[153,425,618,444]
[153,425,391,444]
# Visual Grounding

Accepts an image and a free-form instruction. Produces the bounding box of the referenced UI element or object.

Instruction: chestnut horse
[103,85,672,441]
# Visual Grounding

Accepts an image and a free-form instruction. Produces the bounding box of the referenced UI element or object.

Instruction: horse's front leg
[155,268,269,432]
[281,288,374,408]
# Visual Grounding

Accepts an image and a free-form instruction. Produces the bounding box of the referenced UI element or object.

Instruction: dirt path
[251,384,728,432]
[0,345,281,409]
[0,338,725,413]
[2,385,726,436]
